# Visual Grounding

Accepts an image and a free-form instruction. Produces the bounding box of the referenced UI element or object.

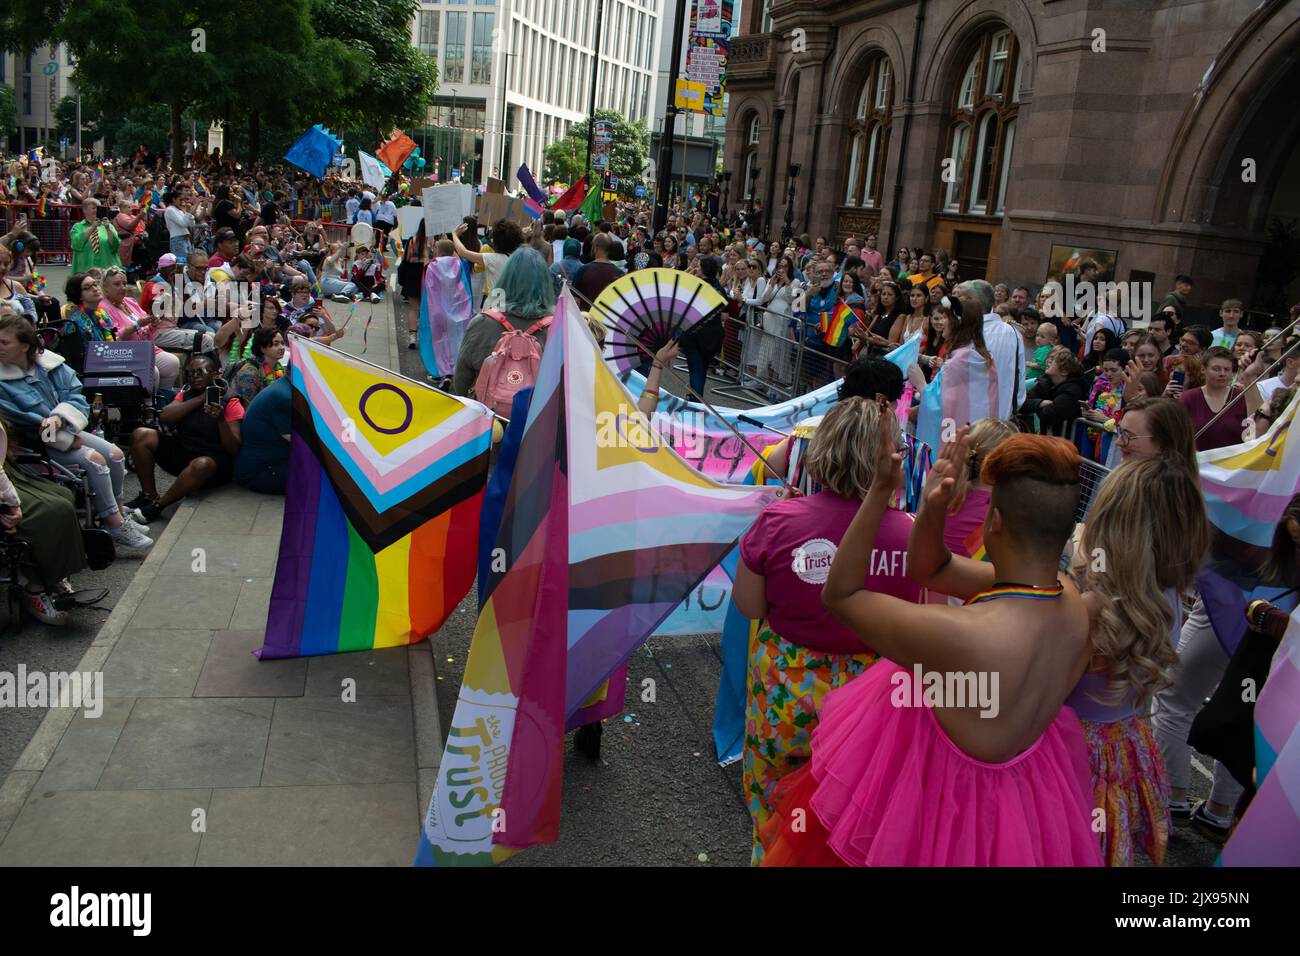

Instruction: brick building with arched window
[725,0,1300,311]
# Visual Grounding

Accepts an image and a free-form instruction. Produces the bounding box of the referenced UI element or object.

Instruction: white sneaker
[110,522,154,553]
[369,292,381,303]
[330,293,352,303]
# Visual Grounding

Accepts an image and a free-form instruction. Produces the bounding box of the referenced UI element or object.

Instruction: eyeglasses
[1116,430,1152,445]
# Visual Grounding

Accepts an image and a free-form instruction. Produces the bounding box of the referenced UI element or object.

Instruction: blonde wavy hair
[965,418,1019,483]
[803,397,897,499]
[1078,457,1208,707]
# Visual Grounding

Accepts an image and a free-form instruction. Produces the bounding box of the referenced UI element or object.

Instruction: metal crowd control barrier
[0,202,77,264]
[711,304,849,404]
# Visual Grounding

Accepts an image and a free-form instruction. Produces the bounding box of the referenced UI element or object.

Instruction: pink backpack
[474,310,552,418]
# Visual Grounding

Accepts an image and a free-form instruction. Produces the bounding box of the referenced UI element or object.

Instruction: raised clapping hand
[871,417,906,499]
[923,424,972,515]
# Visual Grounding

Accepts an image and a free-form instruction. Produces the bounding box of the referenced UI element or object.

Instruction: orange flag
[375,132,418,176]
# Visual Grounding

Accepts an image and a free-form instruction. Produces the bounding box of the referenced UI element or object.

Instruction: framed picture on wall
[1046,244,1118,283]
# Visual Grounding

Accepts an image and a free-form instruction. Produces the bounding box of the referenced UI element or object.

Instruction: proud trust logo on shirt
[791,538,837,584]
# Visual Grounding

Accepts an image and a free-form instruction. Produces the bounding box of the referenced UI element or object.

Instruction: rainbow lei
[262,361,285,386]
[26,270,46,295]
[66,306,116,342]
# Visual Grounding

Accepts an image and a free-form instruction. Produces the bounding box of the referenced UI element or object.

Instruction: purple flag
[516,163,549,207]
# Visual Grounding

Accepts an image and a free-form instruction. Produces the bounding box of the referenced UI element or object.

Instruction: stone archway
[1155,0,1300,310]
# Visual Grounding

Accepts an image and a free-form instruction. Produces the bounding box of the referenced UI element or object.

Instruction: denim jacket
[0,349,91,435]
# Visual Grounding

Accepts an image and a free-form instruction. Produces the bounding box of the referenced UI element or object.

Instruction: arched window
[747,115,761,146]
[842,53,893,209]
[941,27,1020,216]
[743,152,759,200]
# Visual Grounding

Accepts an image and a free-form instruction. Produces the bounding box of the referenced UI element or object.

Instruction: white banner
[358,150,391,192]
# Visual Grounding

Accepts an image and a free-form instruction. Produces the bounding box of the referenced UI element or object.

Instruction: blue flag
[284,125,343,179]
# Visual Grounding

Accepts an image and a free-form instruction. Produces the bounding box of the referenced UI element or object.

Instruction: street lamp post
[782,163,800,242]
[721,170,732,221]
[449,89,458,180]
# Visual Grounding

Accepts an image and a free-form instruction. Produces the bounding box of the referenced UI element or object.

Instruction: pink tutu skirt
[762,662,1103,866]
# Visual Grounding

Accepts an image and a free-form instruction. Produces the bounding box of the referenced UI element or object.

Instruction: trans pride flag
[916,345,1000,458]
[260,337,494,659]
[1221,607,1300,865]
[416,288,777,865]
[417,257,475,378]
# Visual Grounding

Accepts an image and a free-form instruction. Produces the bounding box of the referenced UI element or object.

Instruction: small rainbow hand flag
[818,301,858,348]
[35,195,48,217]
[196,177,209,195]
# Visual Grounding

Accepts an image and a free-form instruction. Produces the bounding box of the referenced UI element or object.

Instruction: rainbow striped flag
[196,177,209,195]
[1221,607,1300,865]
[415,288,777,865]
[259,337,494,659]
[816,300,858,348]
[35,195,47,218]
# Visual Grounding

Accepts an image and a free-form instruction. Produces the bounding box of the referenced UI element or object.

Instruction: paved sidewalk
[0,293,448,866]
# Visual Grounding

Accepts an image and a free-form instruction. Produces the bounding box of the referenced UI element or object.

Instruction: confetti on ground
[697,852,709,863]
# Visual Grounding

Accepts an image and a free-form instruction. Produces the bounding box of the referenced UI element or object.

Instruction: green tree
[541,109,649,197]
[310,0,439,136]
[57,0,223,168]
[54,95,78,144]
[0,1,69,55]
[202,0,333,165]
[0,85,16,144]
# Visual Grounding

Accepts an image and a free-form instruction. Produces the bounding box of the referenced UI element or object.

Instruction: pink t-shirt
[740,491,921,654]
[944,487,992,558]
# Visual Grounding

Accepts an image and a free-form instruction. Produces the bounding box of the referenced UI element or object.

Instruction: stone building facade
[724,0,1300,309]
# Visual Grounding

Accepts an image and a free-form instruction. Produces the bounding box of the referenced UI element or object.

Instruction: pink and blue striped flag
[417,257,474,378]
[1221,607,1300,865]
[416,287,777,865]
[916,345,1000,458]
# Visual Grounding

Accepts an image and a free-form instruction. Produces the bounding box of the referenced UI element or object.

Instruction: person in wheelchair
[99,265,181,388]
[56,272,120,373]
[0,417,110,625]
[127,353,243,524]
[0,311,154,553]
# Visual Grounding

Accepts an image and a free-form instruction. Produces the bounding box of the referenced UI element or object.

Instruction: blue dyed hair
[498,247,556,319]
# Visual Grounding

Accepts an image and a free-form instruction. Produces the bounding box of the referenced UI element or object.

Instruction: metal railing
[0,201,79,264]
[710,303,850,403]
